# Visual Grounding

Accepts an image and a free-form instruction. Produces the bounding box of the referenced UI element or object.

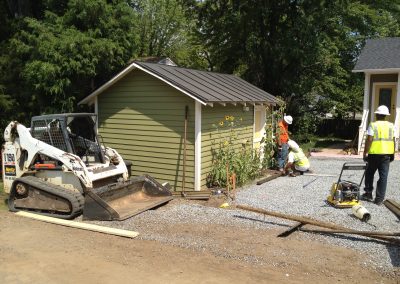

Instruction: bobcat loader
[1,113,172,220]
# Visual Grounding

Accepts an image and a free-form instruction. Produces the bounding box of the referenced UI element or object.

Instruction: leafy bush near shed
[207,115,262,188]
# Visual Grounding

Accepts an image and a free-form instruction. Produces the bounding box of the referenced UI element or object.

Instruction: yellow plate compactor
[327,162,367,208]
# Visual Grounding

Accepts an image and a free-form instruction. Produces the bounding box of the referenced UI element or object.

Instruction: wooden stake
[226,163,230,201]
[230,173,236,201]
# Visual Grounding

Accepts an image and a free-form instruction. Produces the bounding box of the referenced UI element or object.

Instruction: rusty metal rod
[384,199,400,220]
[236,204,400,244]
[299,227,400,237]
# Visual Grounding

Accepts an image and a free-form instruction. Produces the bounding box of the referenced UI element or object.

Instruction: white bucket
[352,205,371,222]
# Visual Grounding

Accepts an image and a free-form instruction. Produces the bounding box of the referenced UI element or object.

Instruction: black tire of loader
[8,176,85,219]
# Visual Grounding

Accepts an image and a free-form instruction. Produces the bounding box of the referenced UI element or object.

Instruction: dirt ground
[0,209,398,284]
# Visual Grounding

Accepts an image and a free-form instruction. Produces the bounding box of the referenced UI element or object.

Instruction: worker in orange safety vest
[275,115,293,172]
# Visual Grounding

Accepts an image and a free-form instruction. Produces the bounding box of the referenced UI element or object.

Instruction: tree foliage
[131,0,208,68]
[183,0,400,135]
[0,0,138,120]
[0,0,399,137]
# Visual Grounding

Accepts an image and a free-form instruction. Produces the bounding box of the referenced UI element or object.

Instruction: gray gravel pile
[89,157,400,273]
[238,158,400,271]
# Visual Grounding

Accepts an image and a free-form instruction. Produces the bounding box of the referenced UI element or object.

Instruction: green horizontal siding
[98,69,195,191]
[201,105,254,188]
[104,142,195,156]
[100,131,193,142]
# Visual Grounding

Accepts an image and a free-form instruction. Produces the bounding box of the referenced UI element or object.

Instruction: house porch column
[395,73,400,153]
[194,101,202,191]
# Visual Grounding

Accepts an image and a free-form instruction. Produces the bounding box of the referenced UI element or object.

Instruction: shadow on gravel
[387,246,400,267]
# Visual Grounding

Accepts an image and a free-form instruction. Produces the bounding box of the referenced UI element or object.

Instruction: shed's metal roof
[134,62,280,104]
[79,61,280,105]
[353,37,400,72]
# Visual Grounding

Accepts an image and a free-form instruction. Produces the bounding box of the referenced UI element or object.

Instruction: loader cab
[31,113,105,165]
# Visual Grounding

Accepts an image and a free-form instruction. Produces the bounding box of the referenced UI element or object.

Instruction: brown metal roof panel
[166,67,234,101]
[138,62,221,102]
[135,61,279,103]
[153,64,252,102]
[219,73,279,103]
[196,71,258,102]
[171,67,270,102]
[214,73,267,101]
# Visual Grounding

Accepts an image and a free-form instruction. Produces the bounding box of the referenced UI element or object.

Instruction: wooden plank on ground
[15,211,139,239]
[303,173,336,177]
[256,173,281,185]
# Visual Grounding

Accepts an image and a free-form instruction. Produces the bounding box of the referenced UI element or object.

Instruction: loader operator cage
[31,113,105,164]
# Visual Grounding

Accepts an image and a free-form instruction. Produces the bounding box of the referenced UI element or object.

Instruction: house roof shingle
[353,37,400,72]
[79,61,280,105]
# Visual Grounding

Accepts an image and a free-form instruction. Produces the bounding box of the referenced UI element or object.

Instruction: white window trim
[253,105,266,147]
[371,82,397,122]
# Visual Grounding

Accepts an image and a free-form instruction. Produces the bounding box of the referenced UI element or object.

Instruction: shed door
[373,83,397,123]
[254,106,266,149]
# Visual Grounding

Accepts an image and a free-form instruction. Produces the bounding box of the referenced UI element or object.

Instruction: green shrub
[207,115,261,188]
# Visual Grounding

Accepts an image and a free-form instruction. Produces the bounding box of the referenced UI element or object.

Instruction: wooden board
[15,211,139,238]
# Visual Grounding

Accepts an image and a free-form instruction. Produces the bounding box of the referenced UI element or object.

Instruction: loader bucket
[82,174,173,221]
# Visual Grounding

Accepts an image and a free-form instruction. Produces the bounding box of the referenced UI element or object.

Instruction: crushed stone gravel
[85,157,400,275]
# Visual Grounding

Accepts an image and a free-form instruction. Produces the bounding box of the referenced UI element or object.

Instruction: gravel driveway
[238,157,400,271]
[89,157,400,274]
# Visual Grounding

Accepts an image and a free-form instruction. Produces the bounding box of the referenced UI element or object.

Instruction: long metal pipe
[384,199,400,220]
[236,204,400,244]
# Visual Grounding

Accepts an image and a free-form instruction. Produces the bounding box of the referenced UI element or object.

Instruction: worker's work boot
[374,199,384,206]
[361,192,373,202]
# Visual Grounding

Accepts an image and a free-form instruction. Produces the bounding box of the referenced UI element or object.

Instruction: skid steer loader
[1,113,173,220]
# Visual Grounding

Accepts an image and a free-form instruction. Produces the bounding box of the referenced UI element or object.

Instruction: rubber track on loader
[8,176,85,219]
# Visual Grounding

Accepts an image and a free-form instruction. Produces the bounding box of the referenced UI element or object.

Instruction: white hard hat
[288,140,299,151]
[374,105,390,116]
[284,115,293,125]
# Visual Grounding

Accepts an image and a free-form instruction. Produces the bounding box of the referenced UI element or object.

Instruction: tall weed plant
[207,105,284,188]
[207,115,261,188]
[262,104,285,169]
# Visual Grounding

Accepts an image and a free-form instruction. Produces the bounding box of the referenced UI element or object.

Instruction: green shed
[79,61,280,191]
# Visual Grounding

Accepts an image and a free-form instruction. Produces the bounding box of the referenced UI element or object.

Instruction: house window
[254,106,266,149]
[378,88,392,110]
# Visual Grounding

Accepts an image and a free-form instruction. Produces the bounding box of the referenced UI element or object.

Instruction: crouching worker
[284,140,310,176]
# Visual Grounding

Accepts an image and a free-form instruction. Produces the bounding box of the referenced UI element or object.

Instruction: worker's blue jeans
[276,143,289,169]
[364,154,391,202]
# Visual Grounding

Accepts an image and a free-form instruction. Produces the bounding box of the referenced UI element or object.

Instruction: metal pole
[237,204,400,244]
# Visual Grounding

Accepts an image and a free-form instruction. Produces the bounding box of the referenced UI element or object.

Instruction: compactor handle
[337,162,367,186]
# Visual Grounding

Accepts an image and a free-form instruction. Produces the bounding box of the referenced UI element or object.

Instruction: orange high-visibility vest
[277,121,289,144]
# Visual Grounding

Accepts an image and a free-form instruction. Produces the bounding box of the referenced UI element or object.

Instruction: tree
[0,0,138,117]
[131,0,207,68]
[183,0,400,135]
